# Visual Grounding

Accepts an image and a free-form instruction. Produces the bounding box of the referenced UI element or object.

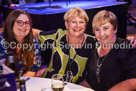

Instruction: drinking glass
[51,74,64,91]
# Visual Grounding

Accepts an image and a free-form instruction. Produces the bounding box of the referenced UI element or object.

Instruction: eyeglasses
[68,20,85,26]
[15,20,31,27]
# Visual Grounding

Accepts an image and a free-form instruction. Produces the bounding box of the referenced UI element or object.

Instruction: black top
[39,29,96,84]
[86,38,136,91]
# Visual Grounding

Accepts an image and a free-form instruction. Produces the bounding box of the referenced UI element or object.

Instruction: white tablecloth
[20,77,94,91]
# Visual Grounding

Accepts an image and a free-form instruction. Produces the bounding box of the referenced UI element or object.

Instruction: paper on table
[64,86,94,91]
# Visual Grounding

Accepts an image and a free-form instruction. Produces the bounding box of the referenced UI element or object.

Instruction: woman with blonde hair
[33,8,136,84]
[85,10,136,91]
[33,7,96,84]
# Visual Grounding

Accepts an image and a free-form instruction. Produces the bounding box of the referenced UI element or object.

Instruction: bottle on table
[20,79,26,91]
[8,52,19,80]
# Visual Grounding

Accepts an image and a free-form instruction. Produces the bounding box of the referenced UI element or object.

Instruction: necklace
[67,34,85,68]
[67,34,85,48]
[66,34,85,83]
[96,49,111,83]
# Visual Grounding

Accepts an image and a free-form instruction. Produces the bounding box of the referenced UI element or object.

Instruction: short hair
[92,10,118,33]
[64,7,89,24]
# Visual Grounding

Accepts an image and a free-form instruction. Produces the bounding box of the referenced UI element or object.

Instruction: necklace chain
[96,49,111,83]
[96,55,108,83]
[66,34,85,83]
[67,34,85,69]
[67,34,85,48]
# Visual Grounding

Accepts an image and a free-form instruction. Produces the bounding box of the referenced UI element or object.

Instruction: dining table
[20,77,94,91]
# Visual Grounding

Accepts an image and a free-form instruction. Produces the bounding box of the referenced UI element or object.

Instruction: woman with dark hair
[0,9,42,77]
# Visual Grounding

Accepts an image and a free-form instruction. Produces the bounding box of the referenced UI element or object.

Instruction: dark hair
[3,9,34,72]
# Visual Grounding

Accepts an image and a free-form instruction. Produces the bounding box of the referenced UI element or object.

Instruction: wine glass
[51,74,64,91]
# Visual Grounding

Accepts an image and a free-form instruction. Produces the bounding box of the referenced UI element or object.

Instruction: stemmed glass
[51,74,64,91]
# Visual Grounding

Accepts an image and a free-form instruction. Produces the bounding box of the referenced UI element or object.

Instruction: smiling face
[94,22,117,45]
[13,14,31,43]
[92,10,118,46]
[65,16,86,38]
[64,8,89,38]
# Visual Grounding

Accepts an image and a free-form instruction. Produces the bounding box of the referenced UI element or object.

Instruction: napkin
[64,86,94,91]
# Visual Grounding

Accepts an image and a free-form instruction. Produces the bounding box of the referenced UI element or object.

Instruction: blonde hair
[64,7,89,24]
[92,10,118,33]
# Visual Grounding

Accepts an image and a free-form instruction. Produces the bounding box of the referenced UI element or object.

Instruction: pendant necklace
[66,34,85,83]
[96,49,111,83]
